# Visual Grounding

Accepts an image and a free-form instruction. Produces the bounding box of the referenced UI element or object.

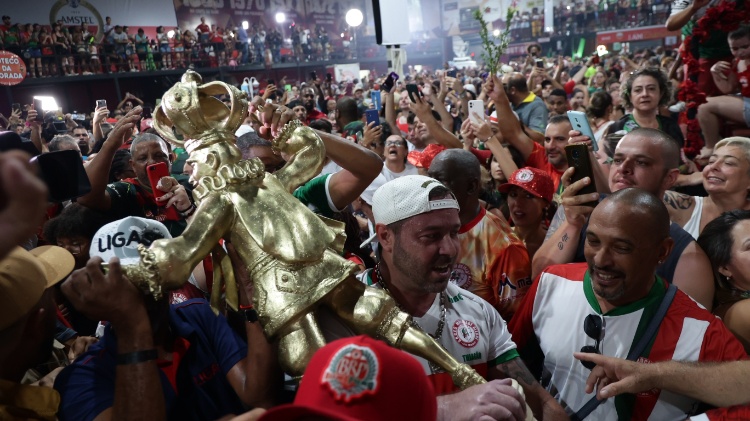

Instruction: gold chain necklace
[374,264,447,373]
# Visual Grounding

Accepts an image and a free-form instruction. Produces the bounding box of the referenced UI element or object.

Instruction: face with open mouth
[702,145,750,195]
[390,206,461,295]
[384,135,408,164]
[584,199,671,307]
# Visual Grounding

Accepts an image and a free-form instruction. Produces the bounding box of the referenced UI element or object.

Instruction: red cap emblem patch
[322,344,380,402]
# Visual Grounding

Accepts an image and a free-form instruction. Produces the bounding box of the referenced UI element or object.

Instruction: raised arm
[409,95,463,149]
[25,108,47,154]
[62,257,166,421]
[434,74,454,132]
[531,168,597,278]
[485,74,535,159]
[666,0,710,31]
[77,107,141,211]
[225,243,282,408]
[314,129,383,209]
[383,87,400,136]
[92,106,109,144]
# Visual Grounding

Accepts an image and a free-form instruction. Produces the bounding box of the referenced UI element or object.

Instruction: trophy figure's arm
[129,194,234,293]
[274,127,326,193]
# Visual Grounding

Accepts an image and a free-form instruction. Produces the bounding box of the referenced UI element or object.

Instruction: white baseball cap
[360,175,459,248]
[89,216,172,265]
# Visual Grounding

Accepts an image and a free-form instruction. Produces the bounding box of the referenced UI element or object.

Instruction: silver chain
[374,264,447,373]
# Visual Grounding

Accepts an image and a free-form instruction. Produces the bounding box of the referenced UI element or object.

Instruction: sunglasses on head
[580,314,605,370]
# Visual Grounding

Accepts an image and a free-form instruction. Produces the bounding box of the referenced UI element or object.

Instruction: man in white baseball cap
[360,174,564,420]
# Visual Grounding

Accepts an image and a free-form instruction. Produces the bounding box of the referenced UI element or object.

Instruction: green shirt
[293,173,340,219]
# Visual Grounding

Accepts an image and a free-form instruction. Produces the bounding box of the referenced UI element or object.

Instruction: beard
[391,235,452,294]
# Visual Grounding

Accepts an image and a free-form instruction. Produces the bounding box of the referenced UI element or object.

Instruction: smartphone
[564,143,598,207]
[446,69,457,78]
[11,103,20,113]
[146,162,180,220]
[406,84,422,103]
[33,98,44,122]
[310,71,317,80]
[326,72,332,82]
[365,109,380,127]
[381,71,399,92]
[32,150,92,202]
[468,100,484,125]
[567,110,599,152]
[284,84,292,92]
[267,79,275,86]
[535,59,544,68]
[96,99,107,109]
[371,91,382,111]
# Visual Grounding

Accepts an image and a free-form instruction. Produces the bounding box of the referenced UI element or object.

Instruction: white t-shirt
[381,162,418,180]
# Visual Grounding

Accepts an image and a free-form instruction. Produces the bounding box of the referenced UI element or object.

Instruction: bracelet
[116,349,158,365]
[177,203,196,218]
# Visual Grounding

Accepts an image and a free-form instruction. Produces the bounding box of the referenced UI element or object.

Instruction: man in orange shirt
[428,149,532,321]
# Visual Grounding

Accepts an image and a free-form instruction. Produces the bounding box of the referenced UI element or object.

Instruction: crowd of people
[3,0,750,420]
[0,14,342,78]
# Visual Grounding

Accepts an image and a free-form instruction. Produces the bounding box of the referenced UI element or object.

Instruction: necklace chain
[374,264,447,374]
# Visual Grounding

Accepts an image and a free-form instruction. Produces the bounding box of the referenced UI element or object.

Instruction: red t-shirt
[196,23,210,34]
[523,142,565,194]
[407,144,492,170]
[733,60,750,98]
[306,108,327,124]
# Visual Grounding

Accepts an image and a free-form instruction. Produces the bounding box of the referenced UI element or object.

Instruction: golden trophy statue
[125,70,486,389]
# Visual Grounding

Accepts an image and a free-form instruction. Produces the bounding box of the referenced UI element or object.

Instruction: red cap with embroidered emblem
[498,167,554,203]
[259,335,437,421]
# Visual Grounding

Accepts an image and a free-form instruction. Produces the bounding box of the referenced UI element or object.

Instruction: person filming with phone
[532,128,716,310]
[77,107,194,237]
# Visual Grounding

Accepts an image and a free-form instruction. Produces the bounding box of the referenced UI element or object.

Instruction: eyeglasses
[579,314,605,369]
[385,140,405,147]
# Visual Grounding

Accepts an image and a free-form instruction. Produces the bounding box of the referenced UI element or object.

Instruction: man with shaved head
[533,127,715,310]
[502,72,549,133]
[428,149,531,320]
[509,188,747,420]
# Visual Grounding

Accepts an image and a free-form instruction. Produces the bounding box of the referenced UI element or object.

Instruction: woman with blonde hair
[666,137,750,239]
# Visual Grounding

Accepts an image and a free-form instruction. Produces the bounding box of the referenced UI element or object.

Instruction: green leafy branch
[474,7,517,75]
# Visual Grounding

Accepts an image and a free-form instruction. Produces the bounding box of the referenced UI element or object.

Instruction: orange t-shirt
[452,208,532,321]
[524,142,565,194]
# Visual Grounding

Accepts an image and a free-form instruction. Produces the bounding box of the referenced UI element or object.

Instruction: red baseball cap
[498,167,554,203]
[260,336,437,421]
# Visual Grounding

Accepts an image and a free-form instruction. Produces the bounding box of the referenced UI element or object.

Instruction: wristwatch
[238,305,259,323]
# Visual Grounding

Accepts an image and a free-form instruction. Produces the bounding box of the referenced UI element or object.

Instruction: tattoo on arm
[663,191,693,210]
[557,233,569,251]
[498,357,537,388]
[545,206,566,241]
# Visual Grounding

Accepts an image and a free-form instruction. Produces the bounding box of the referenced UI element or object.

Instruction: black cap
[0,131,40,156]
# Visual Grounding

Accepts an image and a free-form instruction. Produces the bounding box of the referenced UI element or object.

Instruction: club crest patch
[452,319,480,348]
[322,344,380,402]
[516,168,534,182]
[449,263,472,289]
